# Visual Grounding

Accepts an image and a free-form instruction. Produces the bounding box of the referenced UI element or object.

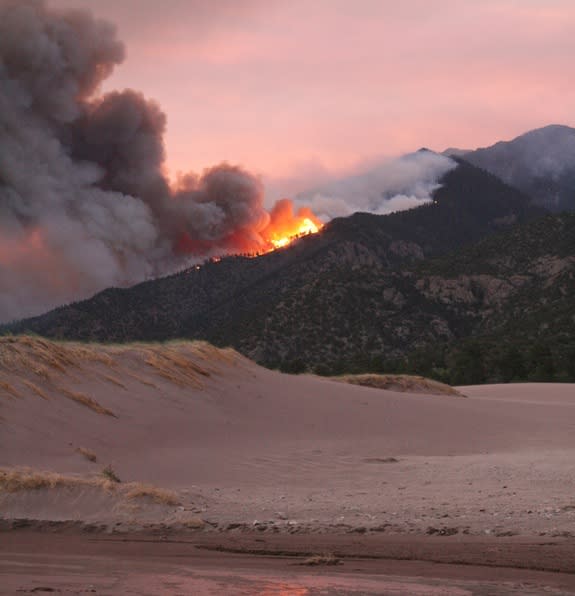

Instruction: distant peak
[443,147,471,158]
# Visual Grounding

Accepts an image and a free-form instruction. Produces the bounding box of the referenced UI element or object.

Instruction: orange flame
[174,198,324,258]
[260,199,323,253]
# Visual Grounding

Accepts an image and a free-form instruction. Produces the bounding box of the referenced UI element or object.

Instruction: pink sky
[51,0,575,202]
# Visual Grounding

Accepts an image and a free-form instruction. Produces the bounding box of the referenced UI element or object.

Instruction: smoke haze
[295,151,456,220]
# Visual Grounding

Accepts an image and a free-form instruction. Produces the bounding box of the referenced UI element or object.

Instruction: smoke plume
[0,0,275,322]
[0,1,454,323]
[295,151,456,220]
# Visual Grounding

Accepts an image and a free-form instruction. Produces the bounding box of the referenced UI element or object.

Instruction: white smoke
[295,151,457,220]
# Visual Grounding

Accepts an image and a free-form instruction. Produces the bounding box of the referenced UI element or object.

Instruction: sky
[49,0,575,202]
[50,0,575,199]
[1,0,574,322]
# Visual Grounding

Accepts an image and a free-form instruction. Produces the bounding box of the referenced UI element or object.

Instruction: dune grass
[0,381,21,399]
[0,467,181,506]
[22,380,49,400]
[0,467,111,492]
[101,374,127,389]
[0,336,237,391]
[0,336,242,423]
[76,447,98,463]
[334,373,465,396]
[123,484,180,506]
[101,464,121,483]
[0,335,110,373]
[119,369,159,388]
[143,348,210,388]
[61,388,116,417]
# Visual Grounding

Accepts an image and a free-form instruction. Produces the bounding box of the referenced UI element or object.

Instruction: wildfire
[268,217,321,250]
[261,199,323,253]
[175,198,324,259]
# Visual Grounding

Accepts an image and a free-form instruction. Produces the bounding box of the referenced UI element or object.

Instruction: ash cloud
[0,0,269,322]
[295,151,456,220]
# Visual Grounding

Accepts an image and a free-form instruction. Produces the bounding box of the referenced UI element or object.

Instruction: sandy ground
[3,531,575,595]
[1,338,575,592]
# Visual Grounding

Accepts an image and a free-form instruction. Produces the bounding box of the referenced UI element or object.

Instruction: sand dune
[1,336,575,538]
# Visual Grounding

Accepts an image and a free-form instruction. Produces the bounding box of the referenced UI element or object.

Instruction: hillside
[3,159,561,379]
[463,124,575,213]
[3,158,544,354]
[203,213,575,379]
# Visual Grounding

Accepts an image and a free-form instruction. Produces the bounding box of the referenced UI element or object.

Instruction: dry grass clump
[0,467,101,492]
[142,345,211,388]
[0,381,21,399]
[119,369,158,388]
[301,553,341,566]
[101,374,126,389]
[0,336,113,378]
[189,341,239,365]
[22,380,49,400]
[0,336,74,373]
[0,335,239,378]
[32,365,53,381]
[61,388,116,417]
[101,464,121,483]
[0,467,181,507]
[334,374,465,397]
[124,484,180,506]
[76,447,98,463]
[0,336,238,383]
[181,517,205,529]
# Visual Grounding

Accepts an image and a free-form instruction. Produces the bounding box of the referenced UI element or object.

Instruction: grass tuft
[181,517,205,529]
[101,464,121,483]
[0,467,181,508]
[0,381,21,399]
[143,349,209,388]
[301,553,341,566]
[0,468,96,492]
[22,380,49,400]
[120,369,158,388]
[334,374,465,397]
[61,388,116,417]
[101,374,127,389]
[76,447,97,463]
[124,484,180,506]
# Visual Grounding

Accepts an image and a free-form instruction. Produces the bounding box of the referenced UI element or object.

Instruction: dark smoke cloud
[0,0,269,322]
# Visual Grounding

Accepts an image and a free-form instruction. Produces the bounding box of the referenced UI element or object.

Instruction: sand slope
[1,337,575,537]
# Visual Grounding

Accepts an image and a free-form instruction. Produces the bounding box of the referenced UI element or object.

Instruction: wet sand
[3,530,575,595]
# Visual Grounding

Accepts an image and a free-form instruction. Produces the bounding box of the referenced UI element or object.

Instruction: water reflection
[182,572,475,596]
[258,584,309,596]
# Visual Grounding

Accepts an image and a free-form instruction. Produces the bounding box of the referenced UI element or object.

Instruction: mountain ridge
[4,126,575,382]
[459,124,575,213]
[3,159,548,366]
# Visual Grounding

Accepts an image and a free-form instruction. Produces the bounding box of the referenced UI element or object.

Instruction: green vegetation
[375,338,575,386]
[1,163,572,387]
